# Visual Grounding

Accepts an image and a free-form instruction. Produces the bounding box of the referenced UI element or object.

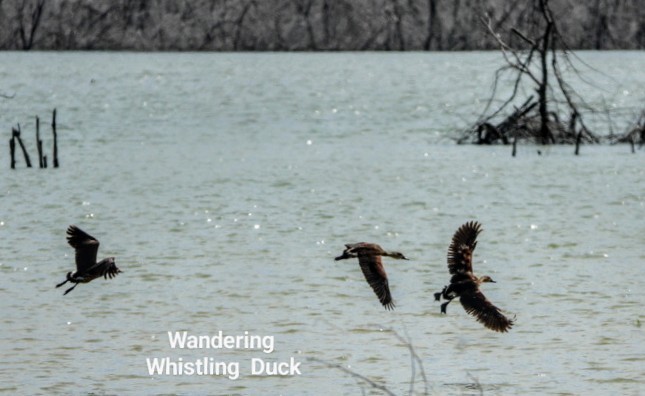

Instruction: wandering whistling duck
[56,225,122,295]
[434,221,514,332]
[335,242,408,310]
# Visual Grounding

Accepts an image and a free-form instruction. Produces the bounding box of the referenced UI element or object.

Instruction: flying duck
[434,221,514,332]
[335,242,408,310]
[56,225,121,295]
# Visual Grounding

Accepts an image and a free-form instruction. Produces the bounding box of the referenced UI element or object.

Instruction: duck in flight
[434,221,514,332]
[335,242,408,310]
[56,225,122,295]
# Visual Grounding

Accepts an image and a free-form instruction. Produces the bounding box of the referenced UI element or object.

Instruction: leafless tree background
[0,0,643,50]
[453,0,644,152]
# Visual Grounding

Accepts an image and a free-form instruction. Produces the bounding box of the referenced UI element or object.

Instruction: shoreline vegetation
[0,0,643,51]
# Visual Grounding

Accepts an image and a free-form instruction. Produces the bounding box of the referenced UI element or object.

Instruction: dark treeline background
[0,0,643,51]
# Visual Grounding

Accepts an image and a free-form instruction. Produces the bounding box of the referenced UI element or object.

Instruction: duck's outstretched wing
[448,221,482,274]
[88,258,122,280]
[357,254,395,310]
[459,289,514,332]
[67,225,99,272]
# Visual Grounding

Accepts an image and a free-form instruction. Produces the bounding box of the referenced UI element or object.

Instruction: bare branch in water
[467,371,484,396]
[388,327,430,396]
[306,326,430,395]
[459,0,622,150]
[306,357,397,396]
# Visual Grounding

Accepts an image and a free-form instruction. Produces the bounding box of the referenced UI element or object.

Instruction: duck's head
[388,251,409,260]
[479,275,496,283]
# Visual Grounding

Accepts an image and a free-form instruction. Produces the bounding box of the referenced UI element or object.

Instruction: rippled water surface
[0,52,644,395]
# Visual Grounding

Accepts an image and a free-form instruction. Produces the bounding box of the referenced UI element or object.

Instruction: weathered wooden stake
[13,125,32,167]
[9,137,16,169]
[36,116,44,168]
[52,108,59,168]
[512,136,518,157]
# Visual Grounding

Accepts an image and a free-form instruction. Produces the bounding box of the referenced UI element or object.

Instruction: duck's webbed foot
[63,284,78,295]
[434,286,447,301]
[440,300,452,314]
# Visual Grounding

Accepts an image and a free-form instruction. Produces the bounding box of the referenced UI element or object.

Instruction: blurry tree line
[0,0,643,51]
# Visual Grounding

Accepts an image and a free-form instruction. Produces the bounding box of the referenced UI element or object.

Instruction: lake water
[0,52,643,395]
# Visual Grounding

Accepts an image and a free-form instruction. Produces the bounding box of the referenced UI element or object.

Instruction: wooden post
[512,136,518,157]
[574,131,582,155]
[13,125,32,167]
[43,155,47,168]
[36,116,44,168]
[10,136,16,169]
[52,108,59,168]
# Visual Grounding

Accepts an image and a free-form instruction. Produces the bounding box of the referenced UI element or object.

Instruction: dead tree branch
[460,0,609,152]
[17,0,46,50]
[306,327,429,395]
[12,124,32,167]
[306,357,397,396]
[52,108,59,168]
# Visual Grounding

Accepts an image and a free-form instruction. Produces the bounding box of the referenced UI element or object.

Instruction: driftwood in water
[52,108,59,168]
[12,125,32,167]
